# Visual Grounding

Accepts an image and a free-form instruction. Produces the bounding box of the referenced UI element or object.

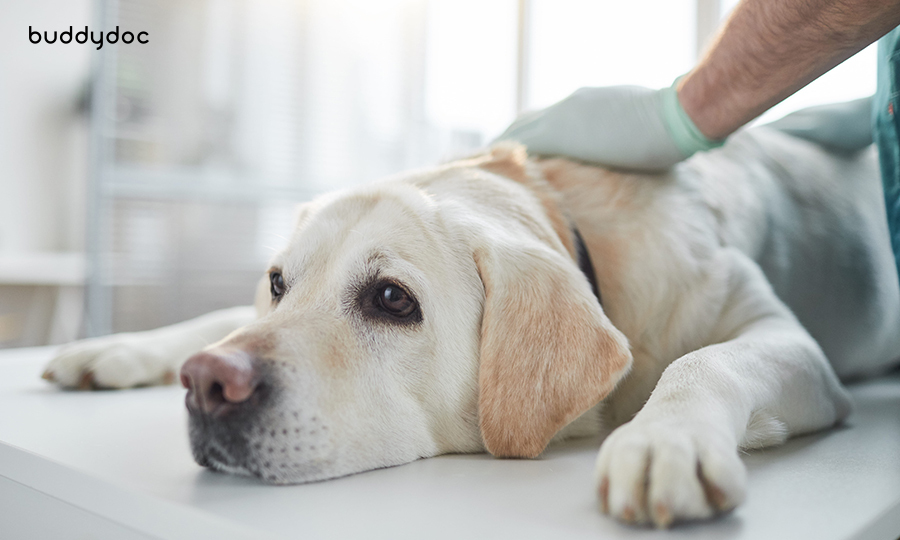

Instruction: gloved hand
[495,84,724,171]
[764,96,873,153]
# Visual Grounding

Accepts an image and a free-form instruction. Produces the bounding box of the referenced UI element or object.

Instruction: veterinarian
[500,0,900,283]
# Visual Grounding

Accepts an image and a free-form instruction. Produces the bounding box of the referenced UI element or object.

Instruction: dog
[42,126,900,528]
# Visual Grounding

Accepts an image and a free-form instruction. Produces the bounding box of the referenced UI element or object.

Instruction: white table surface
[1,346,899,540]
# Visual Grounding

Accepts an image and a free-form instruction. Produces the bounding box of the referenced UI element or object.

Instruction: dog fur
[43,126,900,527]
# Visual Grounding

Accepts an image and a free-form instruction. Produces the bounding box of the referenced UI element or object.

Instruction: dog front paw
[42,335,177,389]
[594,419,746,528]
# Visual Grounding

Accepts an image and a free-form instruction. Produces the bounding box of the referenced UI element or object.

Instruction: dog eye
[270,272,286,300]
[376,284,417,317]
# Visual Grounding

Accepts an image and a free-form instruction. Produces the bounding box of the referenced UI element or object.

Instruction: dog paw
[594,419,746,528]
[42,336,177,389]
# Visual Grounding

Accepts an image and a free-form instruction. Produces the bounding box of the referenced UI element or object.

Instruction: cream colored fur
[43,127,900,527]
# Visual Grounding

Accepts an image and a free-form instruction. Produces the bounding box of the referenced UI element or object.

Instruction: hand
[496,84,722,171]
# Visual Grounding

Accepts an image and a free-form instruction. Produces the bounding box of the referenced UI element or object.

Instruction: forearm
[680,0,900,140]
[644,328,845,448]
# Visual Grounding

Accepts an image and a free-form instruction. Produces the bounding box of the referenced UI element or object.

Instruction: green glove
[496,83,723,171]
[764,96,873,153]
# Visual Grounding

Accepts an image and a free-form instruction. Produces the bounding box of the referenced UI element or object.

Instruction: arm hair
[679,0,900,139]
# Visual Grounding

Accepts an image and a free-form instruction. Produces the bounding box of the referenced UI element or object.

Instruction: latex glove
[496,84,723,171]
[764,96,873,153]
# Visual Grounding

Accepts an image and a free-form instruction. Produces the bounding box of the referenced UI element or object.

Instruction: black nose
[181,350,259,417]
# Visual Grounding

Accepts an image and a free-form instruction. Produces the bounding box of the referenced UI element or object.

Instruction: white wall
[0,0,92,347]
[0,0,91,254]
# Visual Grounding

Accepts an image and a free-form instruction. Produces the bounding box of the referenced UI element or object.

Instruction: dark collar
[572,227,602,305]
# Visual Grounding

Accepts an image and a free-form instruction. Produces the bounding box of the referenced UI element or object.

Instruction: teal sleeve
[873,26,900,282]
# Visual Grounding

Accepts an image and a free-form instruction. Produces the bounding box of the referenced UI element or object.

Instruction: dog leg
[42,306,257,389]
[594,250,851,527]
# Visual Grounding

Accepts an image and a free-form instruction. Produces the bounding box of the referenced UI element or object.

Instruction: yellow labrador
[43,127,900,527]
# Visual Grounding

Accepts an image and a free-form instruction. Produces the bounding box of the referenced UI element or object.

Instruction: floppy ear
[475,237,632,458]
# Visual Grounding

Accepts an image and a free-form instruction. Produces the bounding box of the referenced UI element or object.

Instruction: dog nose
[181,350,258,416]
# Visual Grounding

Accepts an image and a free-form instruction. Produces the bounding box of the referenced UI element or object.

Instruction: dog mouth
[188,412,257,474]
[186,378,280,481]
[188,419,337,483]
[192,437,256,477]
[186,381,338,484]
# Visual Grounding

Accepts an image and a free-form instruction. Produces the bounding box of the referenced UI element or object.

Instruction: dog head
[181,145,632,483]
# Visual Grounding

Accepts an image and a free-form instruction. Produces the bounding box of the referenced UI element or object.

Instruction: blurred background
[0,0,878,347]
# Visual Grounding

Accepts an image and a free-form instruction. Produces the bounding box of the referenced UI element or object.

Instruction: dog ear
[474,224,632,459]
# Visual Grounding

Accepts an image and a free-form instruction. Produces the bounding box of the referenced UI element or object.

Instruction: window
[525,0,697,110]
[86,0,879,335]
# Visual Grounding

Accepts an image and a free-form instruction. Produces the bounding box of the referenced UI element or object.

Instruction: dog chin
[190,429,427,484]
[198,451,351,485]
[192,439,327,484]
[188,421,345,484]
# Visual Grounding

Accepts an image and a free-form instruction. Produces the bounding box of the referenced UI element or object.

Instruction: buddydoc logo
[29,26,148,50]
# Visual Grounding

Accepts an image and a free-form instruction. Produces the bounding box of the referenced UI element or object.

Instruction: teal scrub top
[873,26,900,283]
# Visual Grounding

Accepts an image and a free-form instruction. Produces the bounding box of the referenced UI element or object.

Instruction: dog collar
[572,227,602,305]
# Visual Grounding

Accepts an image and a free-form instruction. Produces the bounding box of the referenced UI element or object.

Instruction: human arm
[497,0,900,169]
[681,0,900,140]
